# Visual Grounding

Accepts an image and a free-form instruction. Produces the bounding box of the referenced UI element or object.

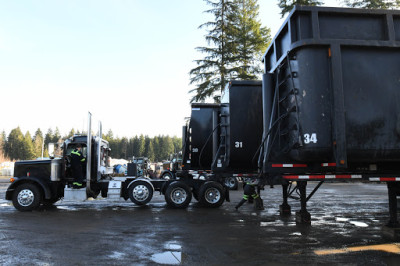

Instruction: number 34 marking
[304,133,317,144]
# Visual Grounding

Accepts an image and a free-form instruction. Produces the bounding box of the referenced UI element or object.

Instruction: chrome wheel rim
[205,187,220,204]
[225,177,236,188]
[18,189,34,207]
[133,185,149,201]
[170,188,187,204]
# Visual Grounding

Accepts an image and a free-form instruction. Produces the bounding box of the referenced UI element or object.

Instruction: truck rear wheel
[199,181,225,208]
[224,177,238,190]
[128,180,154,205]
[165,181,192,209]
[12,183,42,211]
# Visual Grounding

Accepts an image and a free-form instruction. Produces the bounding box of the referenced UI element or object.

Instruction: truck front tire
[12,183,42,211]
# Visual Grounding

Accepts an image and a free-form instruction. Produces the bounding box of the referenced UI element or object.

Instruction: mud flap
[225,187,230,202]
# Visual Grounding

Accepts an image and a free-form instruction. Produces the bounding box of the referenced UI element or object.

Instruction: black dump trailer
[181,103,221,172]
[212,81,263,174]
[260,6,400,225]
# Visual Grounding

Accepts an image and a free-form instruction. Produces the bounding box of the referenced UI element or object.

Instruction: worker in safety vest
[235,178,264,210]
[71,144,86,188]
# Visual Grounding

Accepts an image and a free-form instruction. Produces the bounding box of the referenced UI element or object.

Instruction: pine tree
[153,136,160,161]
[5,127,25,160]
[144,136,155,161]
[138,135,145,157]
[231,0,271,80]
[23,131,36,160]
[32,128,44,158]
[65,128,76,139]
[190,0,237,102]
[0,131,8,162]
[278,0,324,18]
[344,0,400,8]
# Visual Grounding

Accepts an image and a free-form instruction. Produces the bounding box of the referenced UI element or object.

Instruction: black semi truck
[259,6,400,226]
[6,113,228,211]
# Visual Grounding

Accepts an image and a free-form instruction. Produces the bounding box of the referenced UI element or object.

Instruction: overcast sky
[0,0,340,138]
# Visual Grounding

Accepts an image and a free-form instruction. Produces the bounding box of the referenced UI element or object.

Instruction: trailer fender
[161,170,174,180]
[6,176,52,200]
[127,178,155,192]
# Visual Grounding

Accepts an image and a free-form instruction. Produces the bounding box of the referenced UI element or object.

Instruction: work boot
[235,199,247,210]
[254,197,264,210]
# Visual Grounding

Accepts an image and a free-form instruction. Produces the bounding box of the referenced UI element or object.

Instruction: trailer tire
[165,181,192,209]
[162,172,173,180]
[224,176,238,190]
[199,181,225,208]
[128,180,154,206]
[12,183,42,211]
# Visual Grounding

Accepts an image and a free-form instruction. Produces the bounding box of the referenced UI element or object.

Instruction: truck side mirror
[48,143,55,159]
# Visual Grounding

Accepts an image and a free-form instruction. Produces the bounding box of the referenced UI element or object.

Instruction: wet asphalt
[1,179,400,265]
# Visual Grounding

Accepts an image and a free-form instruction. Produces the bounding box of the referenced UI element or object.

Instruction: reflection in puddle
[108,251,125,259]
[151,241,182,265]
[336,217,350,222]
[290,232,302,236]
[165,243,181,250]
[151,251,181,265]
[349,221,368,227]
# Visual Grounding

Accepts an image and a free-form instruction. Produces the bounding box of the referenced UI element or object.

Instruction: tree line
[190,0,400,102]
[0,127,181,162]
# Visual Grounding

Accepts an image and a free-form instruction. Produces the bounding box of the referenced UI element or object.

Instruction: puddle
[349,221,368,227]
[150,241,183,264]
[108,251,125,259]
[290,232,302,236]
[56,206,78,211]
[165,243,181,250]
[336,217,350,222]
[151,251,181,265]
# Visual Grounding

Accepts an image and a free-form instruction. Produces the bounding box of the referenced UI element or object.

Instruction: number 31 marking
[304,133,317,144]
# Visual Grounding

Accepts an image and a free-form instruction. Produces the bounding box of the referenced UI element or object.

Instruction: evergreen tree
[0,130,5,151]
[278,0,323,18]
[53,127,62,143]
[0,131,7,162]
[23,131,36,160]
[65,128,76,139]
[172,136,182,154]
[159,136,175,161]
[127,137,135,159]
[120,137,128,159]
[132,136,140,158]
[5,127,26,160]
[144,136,155,161]
[153,136,160,161]
[32,128,44,158]
[231,0,271,80]
[138,135,145,157]
[190,0,237,102]
[44,128,54,147]
[104,129,114,142]
[343,0,400,8]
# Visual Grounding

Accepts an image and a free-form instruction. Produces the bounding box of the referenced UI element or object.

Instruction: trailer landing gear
[280,182,291,216]
[386,182,400,228]
[295,181,311,225]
